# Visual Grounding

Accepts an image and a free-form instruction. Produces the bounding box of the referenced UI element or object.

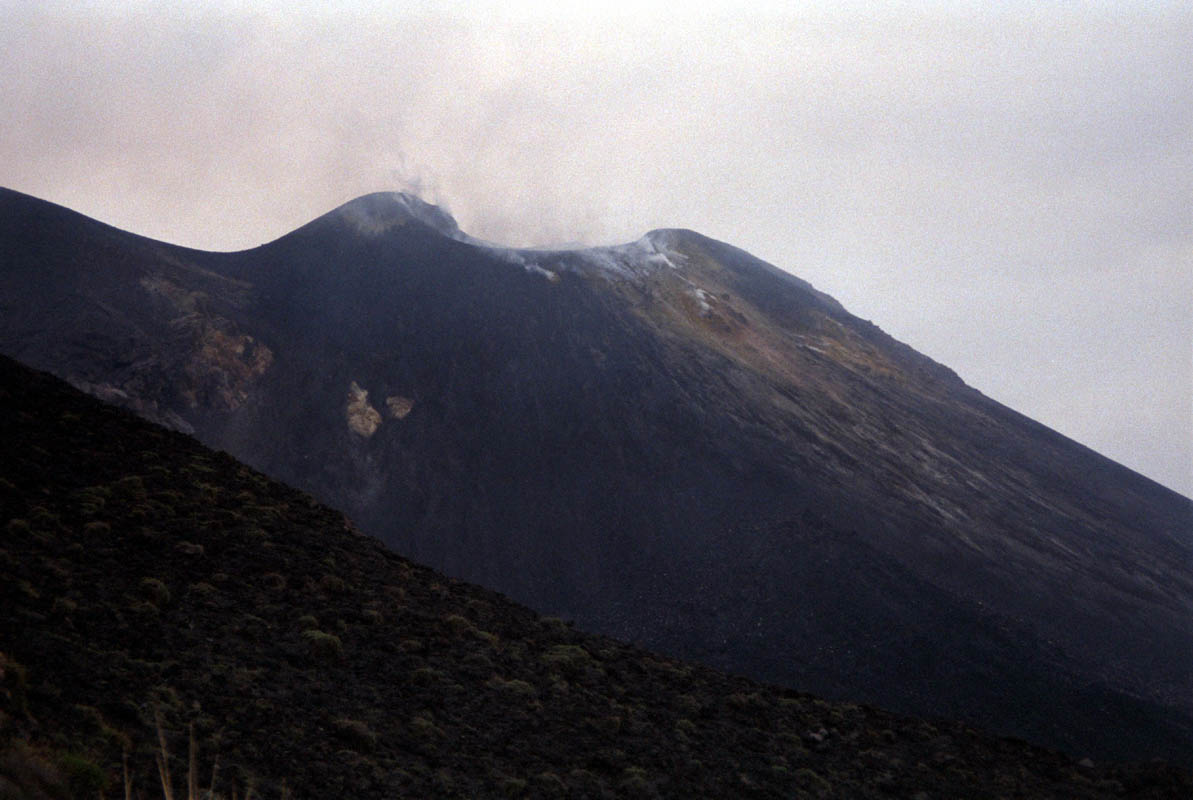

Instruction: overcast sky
[2,1,1190,496]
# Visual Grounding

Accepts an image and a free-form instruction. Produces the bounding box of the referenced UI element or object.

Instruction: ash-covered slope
[4,354,1192,799]
[1,187,1190,763]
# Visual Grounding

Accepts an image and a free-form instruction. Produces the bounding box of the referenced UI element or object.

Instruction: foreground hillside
[1,357,1190,799]
[2,188,1190,762]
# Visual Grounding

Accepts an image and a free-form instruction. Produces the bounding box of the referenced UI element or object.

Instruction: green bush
[5,518,31,536]
[535,771,567,793]
[331,718,377,752]
[319,574,346,594]
[620,766,655,795]
[541,644,592,670]
[795,768,831,797]
[470,628,499,647]
[501,776,528,797]
[139,577,171,607]
[442,614,475,635]
[491,677,537,697]
[57,752,107,796]
[410,667,445,685]
[188,582,219,604]
[0,652,29,714]
[262,572,287,591]
[410,714,441,738]
[302,629,343,661]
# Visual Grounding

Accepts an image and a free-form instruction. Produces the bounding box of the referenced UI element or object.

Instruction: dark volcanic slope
[2,355,1191,799]
[1,187,1191,764]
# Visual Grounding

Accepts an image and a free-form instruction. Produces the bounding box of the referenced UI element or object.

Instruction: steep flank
[1,355,1191,799]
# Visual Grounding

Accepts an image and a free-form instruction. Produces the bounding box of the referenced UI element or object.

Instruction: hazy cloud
[1,1,1189,494]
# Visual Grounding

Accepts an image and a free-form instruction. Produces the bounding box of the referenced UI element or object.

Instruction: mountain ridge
[1,186,1189,763]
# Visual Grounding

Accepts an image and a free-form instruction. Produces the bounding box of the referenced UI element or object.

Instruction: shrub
[188,583,219,604]
[728,691,767,709]
[541,644,595,678]
[589,715,622,736]
[128,600,160,617]
[795,768,831,797]
[73,704,131,751]
[677,694,705,715]
[486,676,538,697]
[302,629,343,661]
[470,628,499,647]
[501,777,528,797]
[442,614,475,635]
[28,507,60,528]
[535,771,567,793]
[57,752,107,796]
[73,486,111,516]
[126,499,154,520]
[541,644,591,668]
[620,766,655,795]
[261,572,287,591]
[5,518,31,536]
[331,718,377,752]
[113,475,147,498]
[319,574,346,594]
[0,652,29,714]
[410,714,441,738]
[139,577,171,607]
[410,667,445,685]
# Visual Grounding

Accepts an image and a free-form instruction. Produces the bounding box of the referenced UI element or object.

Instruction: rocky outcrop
[346,382,382,437]
[385,395,414,419]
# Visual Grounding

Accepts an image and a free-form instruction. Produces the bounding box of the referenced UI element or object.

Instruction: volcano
[1,187,1189,762]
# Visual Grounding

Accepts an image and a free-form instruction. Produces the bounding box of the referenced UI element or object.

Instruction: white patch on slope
[461,230,687,283]
[342,192,687,284]
[487,248,560,282]
[528,229,689,281]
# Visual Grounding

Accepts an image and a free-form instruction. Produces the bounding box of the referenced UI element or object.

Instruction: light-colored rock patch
[140,274,272,411]
[386,395,414,419]
[184,328,273,410]
[346,382,382,437]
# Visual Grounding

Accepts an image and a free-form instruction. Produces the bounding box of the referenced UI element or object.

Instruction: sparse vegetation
[300,630,343,661]
[0,355,1189,799]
